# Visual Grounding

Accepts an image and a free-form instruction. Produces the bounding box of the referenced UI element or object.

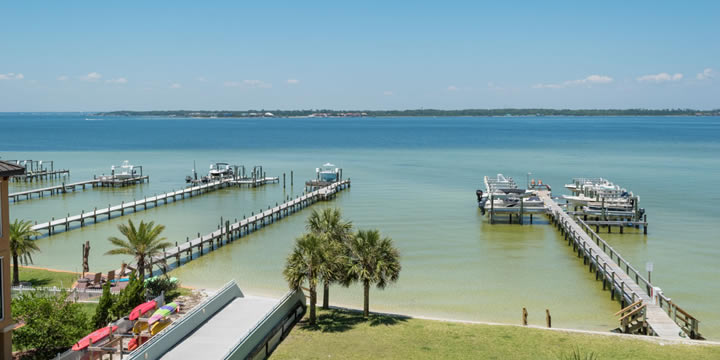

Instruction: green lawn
[11,267,80,288]
[76,302,98,318]
[272,309,720,360]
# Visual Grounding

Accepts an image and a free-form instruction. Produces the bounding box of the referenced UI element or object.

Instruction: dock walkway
[9,176,149,203]
[148,180,351,271]
[30,177,278,236]
[538,191,689,339]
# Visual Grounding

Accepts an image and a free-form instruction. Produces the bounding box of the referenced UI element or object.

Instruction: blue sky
[0,1,718,111]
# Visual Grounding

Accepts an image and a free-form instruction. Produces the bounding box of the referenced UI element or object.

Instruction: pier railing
[576,217,701,339]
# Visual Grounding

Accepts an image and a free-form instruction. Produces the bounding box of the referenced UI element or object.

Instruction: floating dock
[8,176,149,203]
[148,180,351,272]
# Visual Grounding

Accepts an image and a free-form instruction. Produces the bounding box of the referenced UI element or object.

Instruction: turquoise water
[2,114,719,338]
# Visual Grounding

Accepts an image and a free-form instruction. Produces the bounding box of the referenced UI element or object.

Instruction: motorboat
[209,162,233,177]
[317,163,339,182]
[112,160,139,179]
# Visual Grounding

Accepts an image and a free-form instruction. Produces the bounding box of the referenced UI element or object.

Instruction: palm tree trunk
[309,285,317,325]
[322,280,330,309]
[12,254,20,286]
[138,256,145,281]
[363,280,370,318]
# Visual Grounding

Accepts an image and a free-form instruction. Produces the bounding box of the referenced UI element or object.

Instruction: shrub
[110,272,145,319]
[145,276,178,298]
[12,291,92,358]
[91,282,114,328]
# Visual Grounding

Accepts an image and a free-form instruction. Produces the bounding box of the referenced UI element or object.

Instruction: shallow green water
[3,115,719,338]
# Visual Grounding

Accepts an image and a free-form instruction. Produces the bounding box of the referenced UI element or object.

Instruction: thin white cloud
[383,91,394,96]
[197,76,207,82]
[447,85,458,91]
[697,68,714,80]
[636,72,683,83]
[225,80,272,88]
[170,83,182,89]
[534,74,613,89]
[244,79,272,88]
[0,72,24,80]
[106,77,128,84]
[57,75,69,81]
[80,72,102,81]
[287,79,299,84]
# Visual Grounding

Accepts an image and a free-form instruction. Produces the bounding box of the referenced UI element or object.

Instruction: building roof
[0,160,25,177]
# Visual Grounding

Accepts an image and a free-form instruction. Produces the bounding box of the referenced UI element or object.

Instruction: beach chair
[107,270,116,286]
[90,272,103,289]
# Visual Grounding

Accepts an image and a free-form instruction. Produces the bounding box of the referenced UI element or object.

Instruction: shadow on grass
[21,277,52,287]
[300,308,409,333]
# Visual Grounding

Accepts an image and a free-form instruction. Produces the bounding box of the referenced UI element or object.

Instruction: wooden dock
[31,178,246,235]
[539,191,700,339]
[148,180,351,272]
[9,176,149,203]
[12,169,70,182]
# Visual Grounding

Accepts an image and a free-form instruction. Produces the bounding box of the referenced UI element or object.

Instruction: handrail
[615,300,643,316]
[576,217,700,337]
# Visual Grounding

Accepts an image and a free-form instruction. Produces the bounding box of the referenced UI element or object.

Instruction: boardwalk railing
[540,191,685,339]
[148,180,351,273]
[577,217,701,339]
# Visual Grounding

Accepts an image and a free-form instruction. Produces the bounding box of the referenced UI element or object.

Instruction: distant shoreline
[90,108,720,118]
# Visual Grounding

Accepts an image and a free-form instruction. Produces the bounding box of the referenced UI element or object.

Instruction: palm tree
[283,233,331,325]
[306,208,353,309]
[346,229,401,318]
[105,220,170,281]
[9,219,41,286]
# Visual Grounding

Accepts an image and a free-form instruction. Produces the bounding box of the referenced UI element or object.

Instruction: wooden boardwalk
[30,177,278,236]
[148,180,351,272]
[539,191,698,339]
[9,176,149,203]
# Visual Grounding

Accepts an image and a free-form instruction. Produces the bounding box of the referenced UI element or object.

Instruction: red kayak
[72,326,118,351]
[127,335,151,351]
[129,300,157,321]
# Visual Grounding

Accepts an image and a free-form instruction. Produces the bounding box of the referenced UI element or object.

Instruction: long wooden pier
[30,177,277,236]
[148,180,351,272]
[539,191,700,339]
[9,176,149,203]
[12,169,70,182]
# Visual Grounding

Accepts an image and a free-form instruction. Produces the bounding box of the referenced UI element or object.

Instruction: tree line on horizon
[96,108,720,117]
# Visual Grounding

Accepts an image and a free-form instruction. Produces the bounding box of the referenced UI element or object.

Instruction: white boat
[209,163,233,177]
[316,163,339,182]
[112,160,139,179]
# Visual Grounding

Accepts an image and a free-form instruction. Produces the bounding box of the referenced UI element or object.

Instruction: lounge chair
[107,270,116,286]
[89,272,103,289]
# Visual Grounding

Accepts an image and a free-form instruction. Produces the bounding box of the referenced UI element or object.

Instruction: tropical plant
[92,282,114,328]
[345,229,401,318]
[145,275,179,298]
[283,233,331,326]
[9,219,41,286]
[110,272,145,320]
[105,220,170,281]
[12,291,92,358]
[306,208,353,309]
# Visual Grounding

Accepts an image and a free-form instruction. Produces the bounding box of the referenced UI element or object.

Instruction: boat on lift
[112,160,139,180]
[208,162,233,177]
[316,163,340,182]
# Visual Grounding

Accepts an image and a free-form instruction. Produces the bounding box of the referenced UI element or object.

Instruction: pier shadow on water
[300,308,409,333]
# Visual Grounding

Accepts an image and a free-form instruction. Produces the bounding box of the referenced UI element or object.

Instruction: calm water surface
[2,114,718,338]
